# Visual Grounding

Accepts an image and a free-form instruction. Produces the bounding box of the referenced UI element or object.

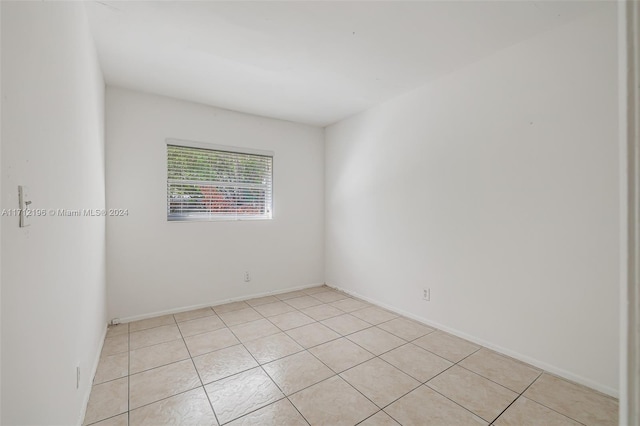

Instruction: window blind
[167,143,273,221]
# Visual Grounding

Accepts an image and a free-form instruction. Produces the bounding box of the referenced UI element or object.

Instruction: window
[167,139,273,221]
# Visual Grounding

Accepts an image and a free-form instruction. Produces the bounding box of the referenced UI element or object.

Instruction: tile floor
[84,285,618,426]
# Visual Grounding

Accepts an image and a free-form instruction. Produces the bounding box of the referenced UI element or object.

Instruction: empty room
[1,1,639,425]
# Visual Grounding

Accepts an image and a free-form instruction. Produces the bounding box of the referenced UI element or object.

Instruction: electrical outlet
[244,271,251,282]
[423,288,430,301]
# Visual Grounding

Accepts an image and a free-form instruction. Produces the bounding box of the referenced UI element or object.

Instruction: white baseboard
[77,323,108,426]
[114,282,326,324]
[326,283,619,399]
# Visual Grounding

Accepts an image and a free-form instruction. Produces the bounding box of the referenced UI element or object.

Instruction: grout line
[127,386,209,416]
[490,372,588,426]
[488,372,544,425]
[354,410,388,425]
[85,412,127,426]
[256,354,312,426]
[177,323,228,339]
[285,313,414,420]
[346,352,423,409]
[376,347,489,423]
[219,316,295,425]
[230,294,382,424]
[243,308,319,426]
[336,361,406,416]
[286,398,312,426]
[173,312,222,426]
[91,288,612,425]
[455,362,530,395]
[128,335,184,352]
[128,356,194,379]
[488,374,544,425]
[175,314,219,327]
[357,340,464,415]
[174,306,216,323]
[421,381,492,423]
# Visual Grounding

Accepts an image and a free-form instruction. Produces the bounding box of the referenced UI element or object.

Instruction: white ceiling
[86,1,603,127]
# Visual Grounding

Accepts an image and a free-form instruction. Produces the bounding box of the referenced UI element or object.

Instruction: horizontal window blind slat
[168,180,269,189]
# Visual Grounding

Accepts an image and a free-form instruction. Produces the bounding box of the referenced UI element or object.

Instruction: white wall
[106,88,324,321]
[325,6,619,395]
[1,2,107,425]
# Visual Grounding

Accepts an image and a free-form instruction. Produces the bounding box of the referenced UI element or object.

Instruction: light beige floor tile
[268,311,315,331]
[230,318,281,343]
[193,344,258,384]
[83,377,128,425]
[284,295,324,309]
[94,352,129,384]
[212,301,250,314]
[253,301,296,317]
[130,339,190,374]
[129,387,217,426]
[89,413,128,426]
[129,359,201,409]
[523,373,618,426]
[227,399,307,426]
[177,315,226,337]
[309,337,374,373]
[286,322,340,348]
[380,343,452,382]
[129,314,176,332]
[130,324,182,350]
[243,332,304,364]
[377,317,435,341]
[312,290,350,303]
[340,358,420,408]
[347,327,406,355]
[459,349,541,393]
[205,367,284,424]
[218,307,263,326]
[413,331,480,363]
[102,334,128,357]
[321,314,371,335]
[275,290,308,300]
[289,376,377,426]
[385,385,487,426]
[359,411,400,425]
[427,365,517,422]
[494,397,581,426]
[184,328,240,357]
[329,298,371,313]
[303,285,330,295]
[106,324,129,339]
[263,351,334,395]
[300,304,344,321]
[245,295,279,307]
[174,307,215,323]
[350,307,398,325]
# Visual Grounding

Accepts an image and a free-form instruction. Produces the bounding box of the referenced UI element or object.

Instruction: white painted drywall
[1,2,107,424]
[105,88,324,321]
[325,6,620,395]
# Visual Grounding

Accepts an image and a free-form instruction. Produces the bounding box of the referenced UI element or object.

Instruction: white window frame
[166,138,274,222]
